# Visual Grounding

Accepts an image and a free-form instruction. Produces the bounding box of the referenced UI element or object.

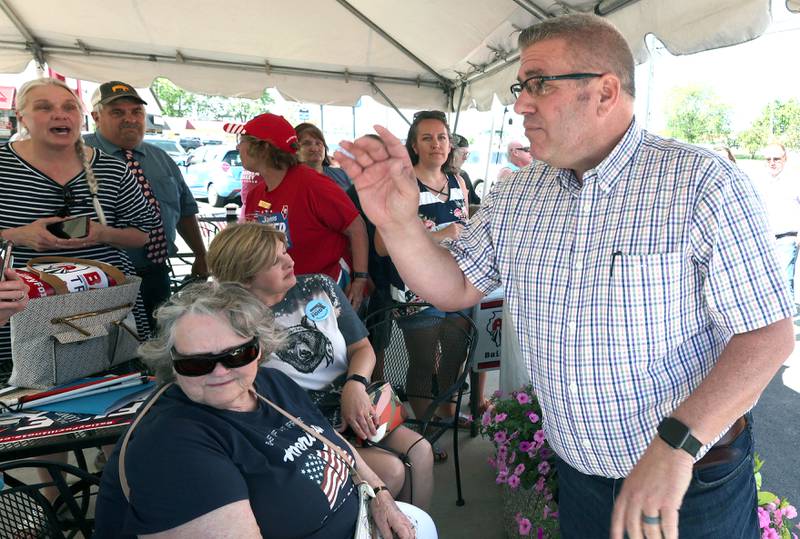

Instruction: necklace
[419,176,449,198]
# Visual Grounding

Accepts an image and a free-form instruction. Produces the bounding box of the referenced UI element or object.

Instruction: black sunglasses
[56,187,76,218]
[171,337,260,377]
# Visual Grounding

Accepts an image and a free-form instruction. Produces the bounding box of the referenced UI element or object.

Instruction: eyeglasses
[765,157,785,162]
[56,187,76,218]
[171,337,260,377]
[511,147,530,154]
[455,148,470,158]
[510,73,603,99]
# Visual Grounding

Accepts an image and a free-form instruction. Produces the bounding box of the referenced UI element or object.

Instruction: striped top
[0,143,159,369]
[449,119,792,478]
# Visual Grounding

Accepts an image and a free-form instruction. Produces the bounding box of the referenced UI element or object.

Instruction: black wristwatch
[352,271,370,280]
[657,417,702,457]
[345,374,370,389]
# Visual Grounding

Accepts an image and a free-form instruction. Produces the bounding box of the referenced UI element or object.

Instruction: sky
[635,0,800,133]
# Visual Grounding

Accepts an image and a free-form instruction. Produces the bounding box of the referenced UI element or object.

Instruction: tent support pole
[452,83,466,133]
[0,0,45,67]
[370,81,410,126]
[335,0,451,91]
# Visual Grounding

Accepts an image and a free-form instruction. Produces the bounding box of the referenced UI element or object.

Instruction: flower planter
[501,484,560,538]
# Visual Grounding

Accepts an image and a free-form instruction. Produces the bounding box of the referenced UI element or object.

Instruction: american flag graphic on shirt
[300,445,354,509]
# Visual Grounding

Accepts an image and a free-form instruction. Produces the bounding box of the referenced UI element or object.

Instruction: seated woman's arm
[340,337,378,439]
[336,434,416,539]
[140,500,260,539]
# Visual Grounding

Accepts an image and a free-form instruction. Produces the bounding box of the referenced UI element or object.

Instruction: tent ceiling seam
[0,42,445,89]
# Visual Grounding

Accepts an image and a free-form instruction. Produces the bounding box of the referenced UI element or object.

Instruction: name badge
[305,299,330,322]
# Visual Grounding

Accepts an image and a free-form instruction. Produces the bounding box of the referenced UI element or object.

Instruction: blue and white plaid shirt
[450,119,792,478]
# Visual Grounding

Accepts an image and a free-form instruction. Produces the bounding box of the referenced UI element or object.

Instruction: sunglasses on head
[171,336,260,377]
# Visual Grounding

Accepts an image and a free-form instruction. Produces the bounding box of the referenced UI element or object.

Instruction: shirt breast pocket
[609,252,684,360]
[148,174,180,212]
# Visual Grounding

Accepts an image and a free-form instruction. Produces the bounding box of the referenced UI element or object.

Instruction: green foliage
[737,98,800,157]
[151,78,273,121]
[665,85,732,144]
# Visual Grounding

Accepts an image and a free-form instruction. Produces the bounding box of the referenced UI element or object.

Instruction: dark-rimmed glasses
[512,146,530,154]
[510,73,603,99]
[171,336,260,377]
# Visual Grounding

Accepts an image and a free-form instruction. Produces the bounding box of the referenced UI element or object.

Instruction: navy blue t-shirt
[94,369,358,538]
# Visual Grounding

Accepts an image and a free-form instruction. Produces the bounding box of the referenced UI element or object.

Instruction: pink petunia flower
[518,517,532,535]
[762,528,779,539]
[496,470,508,484]
[497,445,508,460]
[784,505,798,519]
[774,509,784,527]
[495,412,508,423]
[533,430,546,443]
[516,392,530,405]
[758,507,771,529]
[509,451,517,464]
[538,461,551,475]
[508,474,521,489]
[539,447,552,460]
[519,441,532,452]
[527,411,540,423]
[534,476,546,493]
[494,430,508,444]
[481,410,493,427]
[493,389,502,398]
[514,463,526,476]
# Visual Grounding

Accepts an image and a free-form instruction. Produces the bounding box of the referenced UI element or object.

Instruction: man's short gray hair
[138,281,285,383]
[518,13,635,98]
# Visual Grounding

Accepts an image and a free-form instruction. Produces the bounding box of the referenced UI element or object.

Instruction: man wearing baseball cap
[224,113,369,309]
[85,80,208,333]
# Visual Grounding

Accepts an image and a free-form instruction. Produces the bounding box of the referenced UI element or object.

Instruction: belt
[775,232,798,239]
[693,415,747,470]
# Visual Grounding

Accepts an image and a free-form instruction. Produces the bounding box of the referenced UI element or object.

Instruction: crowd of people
[1,10,797,539]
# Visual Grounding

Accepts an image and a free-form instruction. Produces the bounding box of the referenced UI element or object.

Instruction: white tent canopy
[0,0,785,111]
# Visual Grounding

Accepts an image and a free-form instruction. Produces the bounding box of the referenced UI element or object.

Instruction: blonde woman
[208,223,434,510]
[0,78,159,370]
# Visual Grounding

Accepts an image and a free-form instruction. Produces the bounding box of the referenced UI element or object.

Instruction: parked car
[179,136,202,151]
[201,138,223,145]
[143,136,189,167]
[183,145,243,207]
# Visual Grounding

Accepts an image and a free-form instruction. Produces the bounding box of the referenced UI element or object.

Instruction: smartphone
[0,240,13,282]
[47,215,90,240]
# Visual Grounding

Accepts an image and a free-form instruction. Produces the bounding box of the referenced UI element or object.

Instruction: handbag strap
[250,390,367,484]
[119,382,173,501]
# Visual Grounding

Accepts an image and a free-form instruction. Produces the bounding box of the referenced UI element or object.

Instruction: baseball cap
[91,81,147,108]
[223,113,298,154]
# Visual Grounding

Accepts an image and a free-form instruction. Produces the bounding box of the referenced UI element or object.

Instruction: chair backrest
[365,302,478,423]
[0,459,101,538]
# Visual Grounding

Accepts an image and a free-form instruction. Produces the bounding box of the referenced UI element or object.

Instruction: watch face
[658,417,691,449]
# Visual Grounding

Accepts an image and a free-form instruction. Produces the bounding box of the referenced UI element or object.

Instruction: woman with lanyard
[228,113,369,311]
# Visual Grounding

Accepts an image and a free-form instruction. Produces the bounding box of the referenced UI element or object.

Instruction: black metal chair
[365,302,478,506]
[0,458,101,538]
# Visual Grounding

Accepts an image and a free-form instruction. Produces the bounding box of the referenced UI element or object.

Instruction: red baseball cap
[223,113,298,154]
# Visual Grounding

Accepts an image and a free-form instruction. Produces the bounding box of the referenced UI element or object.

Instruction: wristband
[371,485,390,499]
[345,374,370,388]
[352,271,370,280]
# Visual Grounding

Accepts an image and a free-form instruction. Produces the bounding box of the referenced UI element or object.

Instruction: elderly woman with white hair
[94,281,436,539]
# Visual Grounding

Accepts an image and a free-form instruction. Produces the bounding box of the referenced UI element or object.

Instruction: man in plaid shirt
[337,13,794,539]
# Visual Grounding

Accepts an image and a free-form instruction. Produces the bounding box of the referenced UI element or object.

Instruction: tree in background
[665,85,732,145]
[151,78,273,121]
[737,98,800,158]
